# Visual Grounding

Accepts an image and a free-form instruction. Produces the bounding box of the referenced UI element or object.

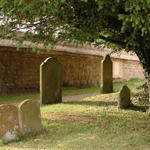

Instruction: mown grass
[113,78,145,92]
[0,78,145,104]
[1,78,150,150]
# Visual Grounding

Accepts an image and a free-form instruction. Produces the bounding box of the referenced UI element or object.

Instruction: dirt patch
[44,114,97,123]
[62,92,99,101]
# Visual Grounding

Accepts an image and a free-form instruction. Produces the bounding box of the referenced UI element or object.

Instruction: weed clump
[134,82,149,104]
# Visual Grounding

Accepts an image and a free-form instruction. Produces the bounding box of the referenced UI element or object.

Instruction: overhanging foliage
[0,0,150,73]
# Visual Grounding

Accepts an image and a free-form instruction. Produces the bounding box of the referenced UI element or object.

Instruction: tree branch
[98,35,126,47]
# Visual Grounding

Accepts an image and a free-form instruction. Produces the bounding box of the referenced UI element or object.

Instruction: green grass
[63,78,145,96]
[113,78,145,91]
[0,78,145,104]
[1,91,150,149]
[63,86,100,96]
[1,78,150,150]
[0,93,40,104]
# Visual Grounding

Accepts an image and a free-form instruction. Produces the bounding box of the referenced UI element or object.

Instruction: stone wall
[0,47,43,94]
[111,58,144,80]
[120,59,144,80]
[61,54,101,87]
[0,46,101,95]
[0,46,145,95]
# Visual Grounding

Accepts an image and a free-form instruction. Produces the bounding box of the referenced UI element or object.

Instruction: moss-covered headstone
[118,85,131,109]
[0,104,19,141]
[40,57,62,104]
[100,54,113,93]
[18,99,41,134]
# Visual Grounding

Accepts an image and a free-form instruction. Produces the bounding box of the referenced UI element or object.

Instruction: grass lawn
[0,78,145,104]
[1,78,150,150]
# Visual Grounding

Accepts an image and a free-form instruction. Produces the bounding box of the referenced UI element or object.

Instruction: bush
[134,82,149,104]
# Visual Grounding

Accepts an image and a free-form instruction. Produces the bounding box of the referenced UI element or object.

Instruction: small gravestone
[18,100,41,134]
[0,104,19,141]
[40,57,62,104]
[118,85,131,109]
[100,54,113,93]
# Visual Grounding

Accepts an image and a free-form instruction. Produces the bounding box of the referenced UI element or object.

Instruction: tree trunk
[134,39,150,102]
[146,75,150,103]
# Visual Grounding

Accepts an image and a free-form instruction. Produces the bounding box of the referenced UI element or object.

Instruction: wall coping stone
[0,39,139,61]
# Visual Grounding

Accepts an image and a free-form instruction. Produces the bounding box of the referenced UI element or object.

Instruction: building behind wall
[0,40,145,95]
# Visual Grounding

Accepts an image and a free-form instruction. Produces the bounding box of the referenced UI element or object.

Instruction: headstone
[18,99,41,134]
[0,104,19,141]
[100,54,113,93]
[40,57,62,104]
[118,85,131,109]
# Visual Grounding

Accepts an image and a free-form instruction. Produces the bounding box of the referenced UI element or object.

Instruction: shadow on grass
[64,100,149,112]
[127,105,149,112]
[64,100,117,107]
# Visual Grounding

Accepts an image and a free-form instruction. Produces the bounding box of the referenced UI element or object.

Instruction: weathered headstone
[0,104,19,141]
[40,57,62,104]
[18,99,41,134]
[118,85,131,109]
[100,54,113,93]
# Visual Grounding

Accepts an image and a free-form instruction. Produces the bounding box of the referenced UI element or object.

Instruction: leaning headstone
[100,54,113,93]
[0,104,19,141]
[40,57,62,104]
[18,99,41,134]
[118,85,131,109]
